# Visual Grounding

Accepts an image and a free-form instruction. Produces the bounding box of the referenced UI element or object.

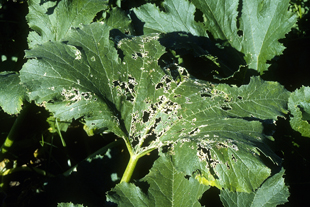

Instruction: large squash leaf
[107,154,209,207]
[20,22,289,193]
[134,0,297,75]
[27,0,108,48]
[192,0,297,74]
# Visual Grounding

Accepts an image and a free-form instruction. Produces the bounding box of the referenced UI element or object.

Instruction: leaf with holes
[27,0,108,48]
[21,22,289,195]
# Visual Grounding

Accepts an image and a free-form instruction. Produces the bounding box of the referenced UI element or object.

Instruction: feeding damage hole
[141,117,162,148]
[220,104,232,111]
[112,76,137,102]
[199,87,212,98]
[197,146,220,179]
[61,88,94,104]
[189,127,199,135]
[132,51,148,60]
[155,76,172,92]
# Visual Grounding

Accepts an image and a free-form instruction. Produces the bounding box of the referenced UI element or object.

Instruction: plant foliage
[1,0,309,206]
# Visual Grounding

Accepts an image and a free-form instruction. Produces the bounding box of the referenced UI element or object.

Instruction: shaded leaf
[192,0,297,74]
[0,72,27,115]
[288,86,310,137]
[158,32,247,80]
[105,7,133,34]
[46,115,71,133]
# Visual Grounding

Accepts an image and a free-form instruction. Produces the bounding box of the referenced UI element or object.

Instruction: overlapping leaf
[134,0,297,75]
[105,7,133,34]
[0,72,27,114]
[192,0,297,74]
[107,155,209,207]
[219,168,289,207]
[27,0,108,48]
[133,0,207,36]
[288,86,310,137]
[20,22,289,193]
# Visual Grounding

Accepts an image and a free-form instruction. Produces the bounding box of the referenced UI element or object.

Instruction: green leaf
[288,86,310,137]
[105,7,133,34]
[20,23,289,192]
[192,0,297,74]
[27,0,108,48]
[0,72,27,115]
[219,168,289,207]
[57,202,85,207]
[107,155,209,207]
[21,23,125,137]
[133,0,207,36]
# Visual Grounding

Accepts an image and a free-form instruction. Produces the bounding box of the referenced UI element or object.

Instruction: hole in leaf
[220,105,232,111]
[142,111,150,123]
[141,117,161,147]
[165,77,172,84]
[200,93,211,98]
[184,175,191,180]
[217,143,227,148]
[189,128,199,135]
[155,82,164,89]
[237,96,243,100]
[113,80,120,87]
[112,78,136,102]
[232,154,237,162]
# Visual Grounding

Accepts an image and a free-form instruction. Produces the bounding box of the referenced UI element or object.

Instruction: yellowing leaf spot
[195,174,221,189]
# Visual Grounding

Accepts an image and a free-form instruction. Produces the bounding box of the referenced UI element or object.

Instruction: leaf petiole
[120,146,156,183]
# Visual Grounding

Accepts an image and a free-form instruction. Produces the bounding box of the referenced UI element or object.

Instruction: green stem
[120,153,139,183]
[120,147,156,183]
[0,104,30,159]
